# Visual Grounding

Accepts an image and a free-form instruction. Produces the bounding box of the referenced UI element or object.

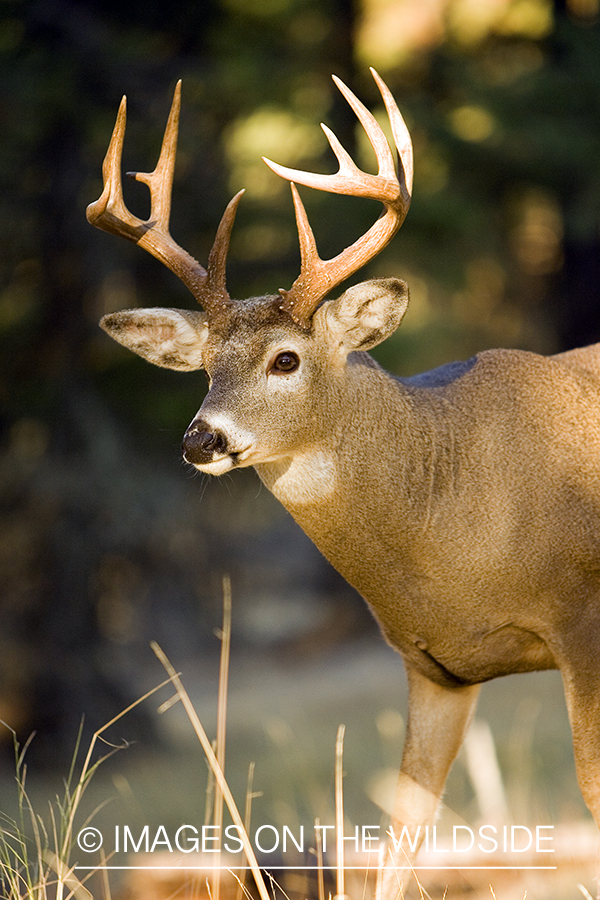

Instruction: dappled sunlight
[510,189,564,277]
[479,41,546,86]
[450,0,554,43]
[413,138,450,195]
[357,0,555,68]
[224,107,324,200]
[452,258,525,345]
[496,0,554,37]
[234,221,296,263]
[453,256,508,322]
[447,0,516,46]
[447,105,497,143]
[357,0,447,68]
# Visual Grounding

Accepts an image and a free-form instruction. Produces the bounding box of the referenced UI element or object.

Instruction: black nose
[182,421,227,464]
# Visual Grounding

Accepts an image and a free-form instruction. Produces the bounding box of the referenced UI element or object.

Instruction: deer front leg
[379,665,480,899]
[562,660,600,830]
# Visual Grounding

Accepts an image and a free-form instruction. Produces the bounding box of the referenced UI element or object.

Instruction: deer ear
[320,278,409,352]
[100,308,209,371]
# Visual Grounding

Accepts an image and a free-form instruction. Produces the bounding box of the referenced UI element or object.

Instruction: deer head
[88,70,413,476]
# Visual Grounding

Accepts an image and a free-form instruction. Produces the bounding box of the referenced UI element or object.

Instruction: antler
[263,68,413,326]
[86,81,243,315]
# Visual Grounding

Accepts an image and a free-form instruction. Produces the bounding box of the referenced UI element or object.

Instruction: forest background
[0,0,599,847]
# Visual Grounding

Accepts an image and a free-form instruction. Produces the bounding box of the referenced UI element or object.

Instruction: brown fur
[90,71,600,892]
[100,281,600,888]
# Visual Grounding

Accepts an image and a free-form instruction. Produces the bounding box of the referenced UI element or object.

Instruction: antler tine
[201,188,245,307]
[370,67,413,202]
[128,80,181,237]
[86,82,235,311]
[263,69,413,326]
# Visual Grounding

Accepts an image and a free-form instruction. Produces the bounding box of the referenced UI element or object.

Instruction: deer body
[88,73,600,889]
[277,347,600,683]
[195,301,600,689]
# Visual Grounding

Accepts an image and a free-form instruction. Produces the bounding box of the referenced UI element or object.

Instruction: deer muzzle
[182,420,227,465]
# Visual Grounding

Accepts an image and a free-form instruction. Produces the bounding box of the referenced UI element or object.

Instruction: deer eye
[269,351,300,374]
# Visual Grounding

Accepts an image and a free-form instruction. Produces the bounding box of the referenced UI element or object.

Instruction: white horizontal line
[74,865,558,871]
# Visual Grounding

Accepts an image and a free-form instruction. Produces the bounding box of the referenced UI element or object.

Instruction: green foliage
[1,0,599,426]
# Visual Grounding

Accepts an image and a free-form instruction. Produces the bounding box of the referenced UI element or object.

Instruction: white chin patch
[258,449,337,504]
[193,456,235,476]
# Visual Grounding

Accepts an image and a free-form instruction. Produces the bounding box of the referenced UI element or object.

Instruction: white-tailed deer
[88,71,600,888]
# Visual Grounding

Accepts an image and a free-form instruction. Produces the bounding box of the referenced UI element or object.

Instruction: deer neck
[255,360,428,541]
[253,360,485,663]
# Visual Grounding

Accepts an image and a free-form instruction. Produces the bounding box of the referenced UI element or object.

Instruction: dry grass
[1,580,598,900]
[0,674,175,900]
